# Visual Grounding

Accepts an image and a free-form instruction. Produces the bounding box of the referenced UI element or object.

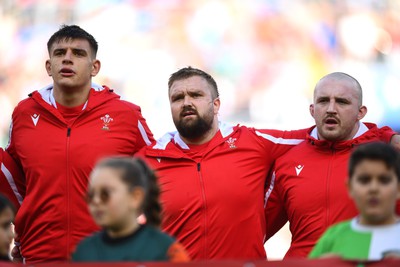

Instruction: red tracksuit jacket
[139,122,307,260]
[5,85,154,263]
[264,123,398,258]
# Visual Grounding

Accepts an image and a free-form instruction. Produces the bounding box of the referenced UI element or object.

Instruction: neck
[359,215,399,226]
[53,84,91,107]
[107,219,140,239]
[181,121,219,145]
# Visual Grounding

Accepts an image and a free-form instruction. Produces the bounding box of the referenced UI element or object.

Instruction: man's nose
[327,100,337,113]
[62,50,73,63]
[183,96,193,106]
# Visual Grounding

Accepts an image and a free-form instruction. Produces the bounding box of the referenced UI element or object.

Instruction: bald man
[264,72,400,258]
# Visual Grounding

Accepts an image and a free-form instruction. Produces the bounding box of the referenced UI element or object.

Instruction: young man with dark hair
[3,25,154,263]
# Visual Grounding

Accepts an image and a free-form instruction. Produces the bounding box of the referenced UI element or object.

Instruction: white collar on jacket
[310,121,368,140]
[37,82,104,109]
[153,121,234,150]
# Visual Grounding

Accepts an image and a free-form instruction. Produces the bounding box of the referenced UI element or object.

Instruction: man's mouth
[324,117,338,126]
[60,68,74,76]
[182,110,197,117]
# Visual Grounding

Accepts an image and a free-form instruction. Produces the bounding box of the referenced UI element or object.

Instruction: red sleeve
[253,127,309,162]
[0,148,25,211]
[377,126,396,143]
[133,106,155,152]
[264,170,288,241]
[259,127,309,140]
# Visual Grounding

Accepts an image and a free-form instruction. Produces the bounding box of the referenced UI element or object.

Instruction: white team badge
[226,137,237,149]
[100,114,113,130]
[295,165,304,176]
[31,114,40,126]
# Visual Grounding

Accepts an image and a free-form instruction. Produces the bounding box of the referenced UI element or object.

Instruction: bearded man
[137,66,309,260]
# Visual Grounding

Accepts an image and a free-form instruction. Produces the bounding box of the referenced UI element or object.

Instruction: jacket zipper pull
[67,128,71,137]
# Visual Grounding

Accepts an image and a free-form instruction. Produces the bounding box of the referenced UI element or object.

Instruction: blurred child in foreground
[72,157,189,262]
[309,142,400,260]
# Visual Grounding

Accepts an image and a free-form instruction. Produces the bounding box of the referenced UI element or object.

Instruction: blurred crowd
[1,0,400,146]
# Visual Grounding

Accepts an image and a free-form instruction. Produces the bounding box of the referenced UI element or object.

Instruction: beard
[174,108,214,140]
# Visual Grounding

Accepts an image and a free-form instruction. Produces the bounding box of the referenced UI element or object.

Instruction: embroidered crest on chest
[100,114,113,130]
[226,137,237,149]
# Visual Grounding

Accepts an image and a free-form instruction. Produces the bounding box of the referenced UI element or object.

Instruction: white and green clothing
[309,217,400,260]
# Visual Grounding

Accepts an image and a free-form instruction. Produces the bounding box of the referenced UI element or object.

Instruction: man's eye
[74,51,85,56]
[172,96,182,102]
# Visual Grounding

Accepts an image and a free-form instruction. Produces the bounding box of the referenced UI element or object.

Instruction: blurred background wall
[1,0,400,259]
[1,0,400,145]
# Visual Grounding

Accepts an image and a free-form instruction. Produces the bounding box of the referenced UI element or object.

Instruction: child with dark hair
[72,157,189,262]
[0,194,15,261]
[309,142,400,260]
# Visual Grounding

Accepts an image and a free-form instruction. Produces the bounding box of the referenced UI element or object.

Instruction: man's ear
[45,60,52,76]
[357,105,367,121]
[91,59,101,77]
[213,97,220,115]
[309,104,315,118]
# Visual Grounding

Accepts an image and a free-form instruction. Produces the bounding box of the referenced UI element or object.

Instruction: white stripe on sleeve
[1,163,23,205]
[255,131,304,145]
[138,121,152,146]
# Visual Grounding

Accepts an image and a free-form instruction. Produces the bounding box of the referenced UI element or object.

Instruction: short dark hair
[47,24,98,57]
[168,66,220,99]
[349,142,400,181]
